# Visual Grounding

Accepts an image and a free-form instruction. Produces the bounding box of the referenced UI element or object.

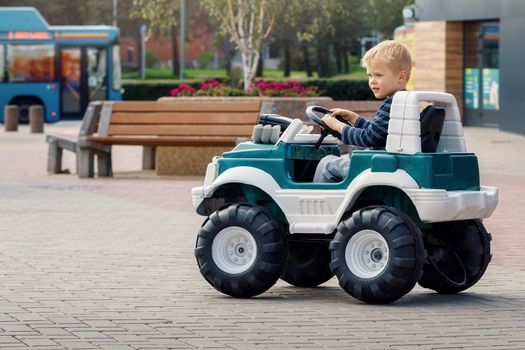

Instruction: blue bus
[0,7,122,123]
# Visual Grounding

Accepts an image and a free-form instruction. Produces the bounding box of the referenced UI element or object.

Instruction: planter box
[155,96,333,176]
[157,96,333,121]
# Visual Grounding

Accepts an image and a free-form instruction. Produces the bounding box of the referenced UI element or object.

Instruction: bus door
[59,46,108,118]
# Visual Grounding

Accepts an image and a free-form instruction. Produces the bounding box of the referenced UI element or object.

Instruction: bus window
[61,48,81,114]
[113,45,122,90]
[7,44,54,82]
[87,47,107,101]
[0,45,4,82]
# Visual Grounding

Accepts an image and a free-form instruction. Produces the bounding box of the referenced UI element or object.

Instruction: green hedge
[122,79,374,101]
[302,80,374,100]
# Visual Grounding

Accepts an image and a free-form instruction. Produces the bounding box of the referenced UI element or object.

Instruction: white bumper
[192,185,206,210]
[405,186,498,222]
[192,158,220,211]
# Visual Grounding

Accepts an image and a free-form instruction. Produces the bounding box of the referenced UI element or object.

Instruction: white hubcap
[212,226,257,274]
[345,229,389,279]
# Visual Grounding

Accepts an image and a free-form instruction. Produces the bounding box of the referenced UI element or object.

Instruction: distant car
[192,91,498,304]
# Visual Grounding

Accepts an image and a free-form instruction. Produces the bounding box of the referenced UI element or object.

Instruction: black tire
[11,97,42,124]
[329,206,425,304]
[195,203,286,298]
[418,219,492,294]
[281,240,334,287]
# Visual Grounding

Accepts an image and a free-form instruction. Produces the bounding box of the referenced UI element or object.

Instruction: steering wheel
[306,106,343,149]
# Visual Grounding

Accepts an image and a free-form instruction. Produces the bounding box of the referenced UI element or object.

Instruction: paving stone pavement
[0,123,524,349]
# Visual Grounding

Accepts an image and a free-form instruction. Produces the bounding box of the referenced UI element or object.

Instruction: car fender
[334,169,421,222]
[205,166,282,196]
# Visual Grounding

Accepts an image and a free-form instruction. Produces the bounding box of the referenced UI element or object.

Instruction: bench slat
[88,135,241,146]
[111,112,259,124]
[107,124,254,137]
[111,101,261,113]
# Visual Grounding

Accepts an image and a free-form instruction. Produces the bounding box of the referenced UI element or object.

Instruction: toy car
[192,91,498,304]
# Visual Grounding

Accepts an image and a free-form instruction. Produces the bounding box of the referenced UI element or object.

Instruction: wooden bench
[46,100,262,178]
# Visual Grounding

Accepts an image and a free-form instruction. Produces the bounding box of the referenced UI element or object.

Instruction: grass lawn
[122,68,367,84]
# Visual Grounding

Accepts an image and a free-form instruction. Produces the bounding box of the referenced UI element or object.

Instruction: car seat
[420,105,446,152]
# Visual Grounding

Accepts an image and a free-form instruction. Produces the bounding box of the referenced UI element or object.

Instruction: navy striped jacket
[341,96,392,148]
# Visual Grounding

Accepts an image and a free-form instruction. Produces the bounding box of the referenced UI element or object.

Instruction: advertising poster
[482,68,499,110]
[464,68,479,109]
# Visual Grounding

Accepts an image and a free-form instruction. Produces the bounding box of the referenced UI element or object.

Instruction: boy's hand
[322,114,345,135]
[330,108,359,126]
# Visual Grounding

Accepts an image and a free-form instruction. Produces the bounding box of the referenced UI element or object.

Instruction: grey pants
[313,155,350,183]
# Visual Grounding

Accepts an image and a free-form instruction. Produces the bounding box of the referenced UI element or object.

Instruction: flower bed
[170,79,321,98]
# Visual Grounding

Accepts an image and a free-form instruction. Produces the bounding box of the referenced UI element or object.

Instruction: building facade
[412,0,525,134]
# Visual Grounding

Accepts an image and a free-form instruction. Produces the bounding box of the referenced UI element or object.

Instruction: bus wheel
[11,97,42,124]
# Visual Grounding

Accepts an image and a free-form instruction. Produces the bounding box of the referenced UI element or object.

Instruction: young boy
[313,40,412,183]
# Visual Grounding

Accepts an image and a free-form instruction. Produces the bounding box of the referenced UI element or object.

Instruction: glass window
[482,24,499,68]
[112,45,121,90]
[463,22,500,111]
[0,45,5,82]
[60,48,81,114]
[87,47,107,101]
[7,44,55,82]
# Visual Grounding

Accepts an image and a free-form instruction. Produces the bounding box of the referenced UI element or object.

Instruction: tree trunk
[316,41,326,78]
[241,51,252,90]
[283,42,291,77]
[335,44,342,74]
[256,50,264,77]
[171,24,180,77]
[240,45,260,91]
[302,43,313,78]
[134,30,142,74]
[224,40,233,75]
[343,49,350,74]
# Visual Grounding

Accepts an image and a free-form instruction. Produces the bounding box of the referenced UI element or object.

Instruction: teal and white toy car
[192,91,498,304]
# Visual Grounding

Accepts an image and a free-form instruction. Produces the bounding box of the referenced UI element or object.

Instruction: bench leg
[142,146,156,170]
[47,140,63,173]
[97,150,113,177]
[78,147,95,178]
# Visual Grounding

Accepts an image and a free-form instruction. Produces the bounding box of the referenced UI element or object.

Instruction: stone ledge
[157,96,333,120]
[156,146,231,176]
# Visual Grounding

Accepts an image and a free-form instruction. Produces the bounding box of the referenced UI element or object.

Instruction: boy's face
[366,62,408,99]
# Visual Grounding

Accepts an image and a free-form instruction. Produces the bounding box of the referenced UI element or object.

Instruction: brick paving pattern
[0,123,524,349]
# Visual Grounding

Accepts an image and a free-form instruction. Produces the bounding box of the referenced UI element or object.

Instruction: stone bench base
[156,146,232,176]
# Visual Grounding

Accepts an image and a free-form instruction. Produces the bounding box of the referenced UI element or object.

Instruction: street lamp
[402,5,418,23]
[112,0,118,27]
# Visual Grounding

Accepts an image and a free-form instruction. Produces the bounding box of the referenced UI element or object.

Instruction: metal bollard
[4,105,19,131]
[29,105,44,133]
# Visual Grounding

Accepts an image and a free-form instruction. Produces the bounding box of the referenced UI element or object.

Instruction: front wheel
[195,204,286,298]
[329,206,425,304]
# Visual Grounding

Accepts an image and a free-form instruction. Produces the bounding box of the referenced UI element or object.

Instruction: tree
[199,0,283,90]
[132,0,212,77]
[132,0,181,76]
[271,0,346,78]
[0,0,112,25]
[364,0,415,38]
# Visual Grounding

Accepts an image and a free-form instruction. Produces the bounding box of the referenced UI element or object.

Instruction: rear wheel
[418,219,492,294]
[195,203,286,298]
[281,239,334,287]
[330,206,425,304]
[11,97,42,124]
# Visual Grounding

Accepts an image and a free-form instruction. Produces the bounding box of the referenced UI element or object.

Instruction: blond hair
[361,40,412,78]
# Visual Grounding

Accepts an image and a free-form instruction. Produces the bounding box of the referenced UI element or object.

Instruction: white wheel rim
[345,229,389,279]
[212,226,257,274]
